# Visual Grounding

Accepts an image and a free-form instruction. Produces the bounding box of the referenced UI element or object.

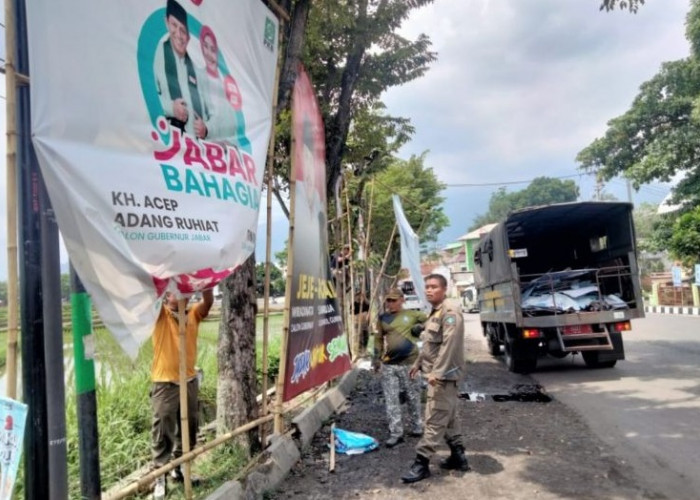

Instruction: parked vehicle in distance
[461,286,479,313]
[403,294,424,311]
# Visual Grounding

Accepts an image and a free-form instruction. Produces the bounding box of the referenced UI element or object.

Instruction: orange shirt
[151,304,205,382]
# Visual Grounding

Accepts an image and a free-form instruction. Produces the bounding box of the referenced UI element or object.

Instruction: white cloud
[383,0,690,243]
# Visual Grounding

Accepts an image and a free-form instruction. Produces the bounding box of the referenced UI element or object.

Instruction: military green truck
[474,202,645,373]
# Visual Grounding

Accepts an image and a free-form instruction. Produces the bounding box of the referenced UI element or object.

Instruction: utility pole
[70,266,102,498]
[14,0,51,496]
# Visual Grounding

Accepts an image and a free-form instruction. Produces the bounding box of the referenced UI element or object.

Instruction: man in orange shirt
[151,289,213,496]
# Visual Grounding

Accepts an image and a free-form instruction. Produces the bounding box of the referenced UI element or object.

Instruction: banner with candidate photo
[282,66,350,402]
[26,0,278,357]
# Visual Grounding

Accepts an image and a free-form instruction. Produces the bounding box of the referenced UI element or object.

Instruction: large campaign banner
[283,66,350,402]
[26,0,278,357]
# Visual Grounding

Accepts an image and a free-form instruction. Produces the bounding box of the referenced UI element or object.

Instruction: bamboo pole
[357,180,375,357]
[274,114,298,433]
[344,182,358,360]
[363,180,375,272]
[368,222,397,315]
[4,0,20,399]
[261,18,285,446]
[265,0,291,22]
[338,178,349,356]
[177,298,193,499]
[329,423,336,472]
[104,414,275,500]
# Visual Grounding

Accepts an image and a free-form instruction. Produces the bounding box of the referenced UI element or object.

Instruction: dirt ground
[270,326,667,499]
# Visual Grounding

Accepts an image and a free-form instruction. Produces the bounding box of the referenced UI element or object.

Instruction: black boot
[401,454,431,483]
[439,444,470,471]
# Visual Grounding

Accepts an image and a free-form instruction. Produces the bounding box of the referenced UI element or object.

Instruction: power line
[444,173,587,188]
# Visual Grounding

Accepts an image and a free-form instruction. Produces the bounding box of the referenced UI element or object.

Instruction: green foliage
[272,0,436,197]
[0,281,6,305]
[578,3,700,211]
[599,0,645,13]
[255,263,285,296]
[61,273,71,301]
[669,206,700,266]
[367,153,448,274]
[633,202,676,254]
[577,57,700,207]
[577,2,700,254]
[470,177,579,230]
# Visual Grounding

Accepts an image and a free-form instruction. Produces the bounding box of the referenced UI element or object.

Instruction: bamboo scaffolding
[274,106,298,433]
[4,0,19,399]
[368,222,397,315]
[343,179,358,360]
[177,299,193,499]
[104,413,276,500]
[265,0,291,22]
[261,18,285,446]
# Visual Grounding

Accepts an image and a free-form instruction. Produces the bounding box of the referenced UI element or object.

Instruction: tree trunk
[216,255,260,454]
[326,0,369,195]
[277,0,312,113]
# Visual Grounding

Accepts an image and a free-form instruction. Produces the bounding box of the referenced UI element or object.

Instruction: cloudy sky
[0,0,693,280]
[384,0,690,247]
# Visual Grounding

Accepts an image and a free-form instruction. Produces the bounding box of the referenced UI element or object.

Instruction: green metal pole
[70,265,101,499]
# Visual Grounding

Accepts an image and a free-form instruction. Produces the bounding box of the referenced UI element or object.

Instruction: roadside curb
[206,367,360,500]
[645,305,700,316]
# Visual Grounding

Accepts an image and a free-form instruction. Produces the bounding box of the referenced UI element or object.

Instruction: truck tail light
[522,328,542,339]
[611,321,631,332]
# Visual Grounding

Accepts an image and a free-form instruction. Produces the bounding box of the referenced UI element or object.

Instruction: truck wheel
[487,334,502,356]
[582,351,617,369]
[504,337,537,374]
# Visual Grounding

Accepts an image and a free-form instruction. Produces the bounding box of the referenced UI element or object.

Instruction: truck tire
[582,351,617,369]
[487,333,502,356]
[504,336,537,374]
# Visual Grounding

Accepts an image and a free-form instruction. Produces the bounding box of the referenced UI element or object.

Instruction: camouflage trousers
[380,363,423,439]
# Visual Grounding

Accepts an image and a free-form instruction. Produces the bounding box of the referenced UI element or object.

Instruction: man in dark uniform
[401,273,469,483]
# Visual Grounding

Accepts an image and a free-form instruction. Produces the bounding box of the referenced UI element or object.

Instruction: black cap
[166,0,188,28]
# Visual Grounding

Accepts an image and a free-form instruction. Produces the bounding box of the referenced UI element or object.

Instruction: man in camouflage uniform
[402,273,469,483]
[373,287,427,447]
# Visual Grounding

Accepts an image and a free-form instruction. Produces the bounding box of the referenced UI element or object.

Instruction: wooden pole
[356,180,375,356]
[329,423,336,472]
[177,298,193,499]
[344,181,358,360]
[265,0,291,22]
[261,18,285,446]
[274,111,298,433]
[4,0,20,400]
[338,178,349,356]
[105,413,275,500]
[368,222,397,315]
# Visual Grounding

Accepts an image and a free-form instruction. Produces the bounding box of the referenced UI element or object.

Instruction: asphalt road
[512,313,700,500]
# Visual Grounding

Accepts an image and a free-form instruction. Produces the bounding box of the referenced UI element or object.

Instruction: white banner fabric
[392,195,427,307]
[26,0,278,357]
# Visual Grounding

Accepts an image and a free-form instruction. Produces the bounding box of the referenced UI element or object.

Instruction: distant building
[451,223,497,291]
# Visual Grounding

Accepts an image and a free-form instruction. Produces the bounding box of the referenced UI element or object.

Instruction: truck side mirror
[474,248,482,266]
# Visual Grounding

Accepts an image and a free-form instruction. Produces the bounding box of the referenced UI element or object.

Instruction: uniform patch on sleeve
[445,315,456,325]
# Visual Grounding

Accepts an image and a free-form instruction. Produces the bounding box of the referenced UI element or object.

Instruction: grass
[1,306,285,498]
